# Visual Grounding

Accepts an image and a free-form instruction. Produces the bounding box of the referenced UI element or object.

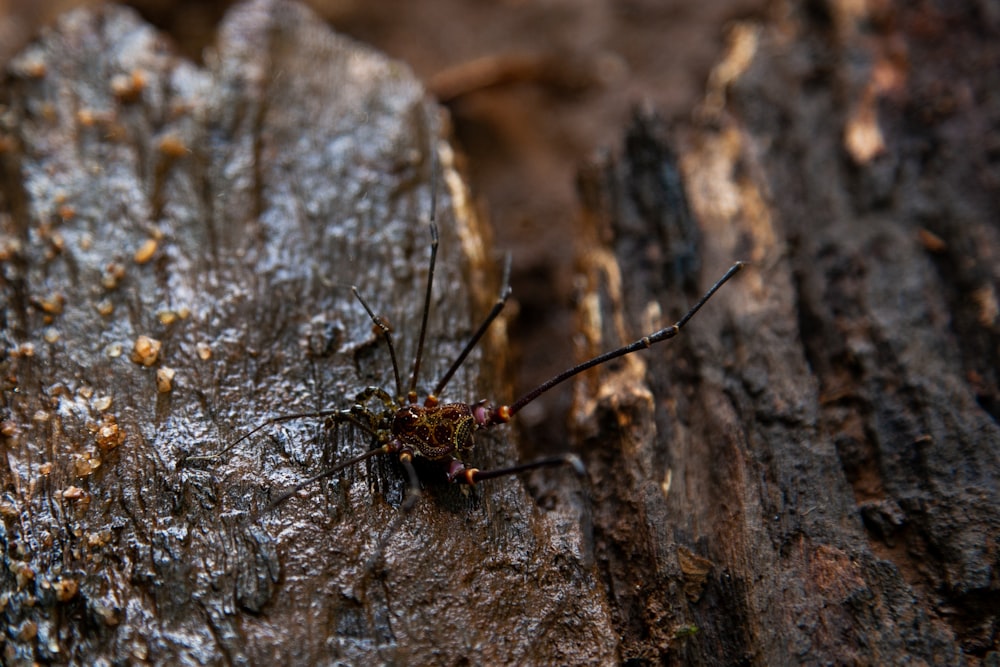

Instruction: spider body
[191,165,743,508]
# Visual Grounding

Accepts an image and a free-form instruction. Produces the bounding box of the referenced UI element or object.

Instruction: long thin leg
[183,408,373,463]
[408,147,442,401]
[397,452,424,511]
[408,223,439,401]
[462,453,594,566]
[463,453,586,483]
[264,443,394,512]
[352,287,404,400]
[507,261,744,416]
[432,253,512,399]
[359,452,424,579]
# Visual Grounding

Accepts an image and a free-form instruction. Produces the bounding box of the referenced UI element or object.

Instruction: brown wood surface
[2,1,998,665]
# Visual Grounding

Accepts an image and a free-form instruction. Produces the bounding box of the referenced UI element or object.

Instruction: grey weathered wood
[0,2,613,664]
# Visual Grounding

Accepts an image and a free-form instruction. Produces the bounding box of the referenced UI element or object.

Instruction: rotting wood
[570,3,999,663]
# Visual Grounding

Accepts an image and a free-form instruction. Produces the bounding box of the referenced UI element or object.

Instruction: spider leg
[397,451,423,511]
[264,442,395,513]
[187,386,395,465]
[452,454,594,565]
[448,453,586,485]
[358,447,423,579]
[431,252,512,400]
[183,407,366,463]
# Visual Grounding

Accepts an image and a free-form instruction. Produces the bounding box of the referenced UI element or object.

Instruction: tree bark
[2,1,998,666]
[1,2,611,664]
[572,3,999,664]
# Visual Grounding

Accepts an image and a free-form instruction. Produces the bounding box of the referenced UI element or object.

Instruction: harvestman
[190,166,744,515]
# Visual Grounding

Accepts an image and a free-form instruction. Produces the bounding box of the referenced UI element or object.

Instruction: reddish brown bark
[571,3,999,662]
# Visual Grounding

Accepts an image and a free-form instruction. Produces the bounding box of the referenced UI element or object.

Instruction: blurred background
[0,0,764,447]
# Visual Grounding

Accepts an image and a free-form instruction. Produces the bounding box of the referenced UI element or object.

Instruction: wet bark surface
[1,2,609,664]
[2,0,999,665]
